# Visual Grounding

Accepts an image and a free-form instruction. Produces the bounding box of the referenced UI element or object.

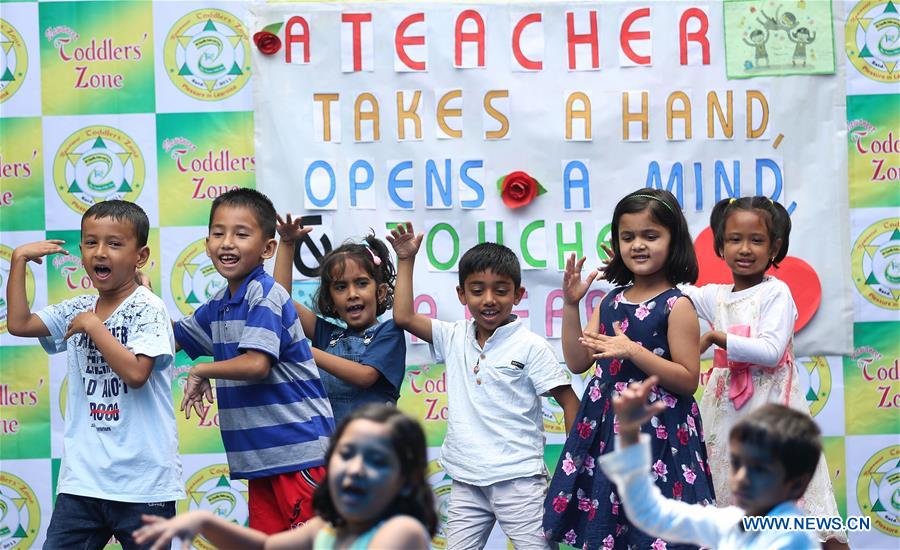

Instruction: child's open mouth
[480,309,499,321]
[94,265,112,280]
[346,304,365,315]
[218,254,239,266]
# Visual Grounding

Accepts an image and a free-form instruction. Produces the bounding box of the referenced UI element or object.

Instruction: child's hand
[387,222,423,260]
[133,512,206,550]
[134,270,152,291]
[612,376,666,445]
[581,322,641,360]
[599,242,614,280]
[181,371,213,420]
[12,240,67,264]
[562,253,598,305]
[64,312,101,340]
[275,213,312,244]
[699,330,724,354]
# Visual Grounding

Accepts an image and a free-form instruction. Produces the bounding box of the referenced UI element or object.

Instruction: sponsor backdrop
[0,1,896,548]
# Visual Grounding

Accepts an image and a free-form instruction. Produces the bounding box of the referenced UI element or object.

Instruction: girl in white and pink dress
[682,196,846,546]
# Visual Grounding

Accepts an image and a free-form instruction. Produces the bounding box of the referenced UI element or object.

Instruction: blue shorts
[45,493,175,549]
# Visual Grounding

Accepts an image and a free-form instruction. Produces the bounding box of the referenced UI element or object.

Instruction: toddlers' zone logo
[171,238,225,316]
[425,459,452,549]
[846,0,900,83]
[0,245,35,335]
[0,472,40,549]
[0,19,27,103]
[851,219,900,310]
[179,465,248,550]
[856,445,900,537]
[164,10,250,101]
[798,356,832,417]
[52,126,144,215]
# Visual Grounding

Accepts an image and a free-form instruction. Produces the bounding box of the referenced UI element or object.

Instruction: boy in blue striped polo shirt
[173,188,334,534]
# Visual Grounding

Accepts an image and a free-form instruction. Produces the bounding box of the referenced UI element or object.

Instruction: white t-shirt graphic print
[37,286,184,502]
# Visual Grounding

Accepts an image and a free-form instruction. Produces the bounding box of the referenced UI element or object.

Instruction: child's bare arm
[65,313,155,387]
[274,213,317,338]
[549,385,580,432]
[581,298,700,395]
[561,254,599,374]
[311,347,380,388]
[133,511,268,550]
[7,241,67,337]
[191,350,272,382]
[386,222,433,343]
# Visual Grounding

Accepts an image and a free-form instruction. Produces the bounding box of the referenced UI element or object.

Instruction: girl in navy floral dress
[543,189,715,550]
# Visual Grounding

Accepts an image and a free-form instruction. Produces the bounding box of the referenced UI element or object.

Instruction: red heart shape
[693,227,821,332]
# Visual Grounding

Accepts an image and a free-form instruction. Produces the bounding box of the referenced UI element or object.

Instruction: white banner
[251,1,854,362]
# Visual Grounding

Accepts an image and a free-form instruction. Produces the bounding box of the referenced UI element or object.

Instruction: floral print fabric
[542,287,715,550]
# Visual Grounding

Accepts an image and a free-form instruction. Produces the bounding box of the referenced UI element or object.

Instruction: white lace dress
[682,277,847,543]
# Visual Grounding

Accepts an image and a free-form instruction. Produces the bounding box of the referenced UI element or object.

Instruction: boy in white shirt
[388,222,579,549]
[6,200,183,549]
[598,376,821,550]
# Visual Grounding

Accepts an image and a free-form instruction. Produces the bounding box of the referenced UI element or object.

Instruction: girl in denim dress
[276,215,406,424]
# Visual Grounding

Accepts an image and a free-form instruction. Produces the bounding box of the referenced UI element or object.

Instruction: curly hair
[312,404,438,536]
[313,232,396,318]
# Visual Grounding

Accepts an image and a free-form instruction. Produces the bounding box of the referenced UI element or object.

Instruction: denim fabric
[44,493,174,549]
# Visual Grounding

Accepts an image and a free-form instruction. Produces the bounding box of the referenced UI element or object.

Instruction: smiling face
[329,257,385,331]
[328,419,405,529]
[206,204,276,294]
[457,269,525,345]
[729,439,801,516]
[617,209,672,283]
[80,216,148,298]
[719,210,781,291]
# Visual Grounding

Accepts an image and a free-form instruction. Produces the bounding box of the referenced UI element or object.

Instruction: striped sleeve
[173,302,214,359]
[237,286,283,362]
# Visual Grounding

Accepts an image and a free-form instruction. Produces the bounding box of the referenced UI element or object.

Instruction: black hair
[82,200,149,247]
[313,404,438,536]
[604,188,698,286]
[208,188,277,238]
[729,403,821,483]
[457,242,522,288]
[709,196,791,268]
[314,233,396,318]
[750,29,765,39]
[793,27,811,38]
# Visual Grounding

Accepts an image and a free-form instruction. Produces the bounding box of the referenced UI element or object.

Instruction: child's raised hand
[133,512,206,550]
[598,242,615,280]
[612,376,666,443]
[562,253,598,305]
[387,222,423,260]
[275,213,312,244]
[581,321,642,360]
[12,240,68,264]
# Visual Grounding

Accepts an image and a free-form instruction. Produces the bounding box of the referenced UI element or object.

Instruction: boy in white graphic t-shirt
[6,200,183,549]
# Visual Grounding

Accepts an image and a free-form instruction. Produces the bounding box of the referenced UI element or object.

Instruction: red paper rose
[253,31,282,56]
[500,171,539,208]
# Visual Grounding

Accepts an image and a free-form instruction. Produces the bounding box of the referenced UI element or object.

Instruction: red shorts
[248,466,326,534]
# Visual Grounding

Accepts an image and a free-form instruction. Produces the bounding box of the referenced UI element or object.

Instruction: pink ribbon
[712,325,793,410]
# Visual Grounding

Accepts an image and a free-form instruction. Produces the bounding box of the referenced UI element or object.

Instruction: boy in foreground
[598,376,821,549]
[388,222,579,549]
[7,200,183,548]
[173,188,334,533]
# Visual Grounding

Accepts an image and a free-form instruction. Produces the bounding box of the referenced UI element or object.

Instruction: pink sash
[712,325,793,410]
